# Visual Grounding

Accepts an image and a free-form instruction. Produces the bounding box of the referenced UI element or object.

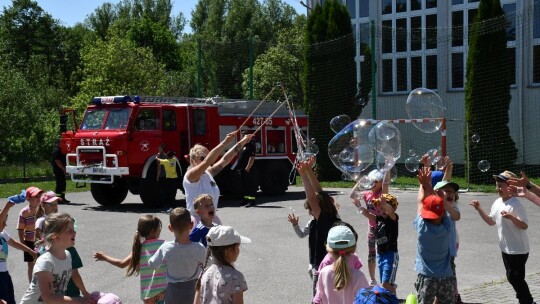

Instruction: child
[194,225,251,304]
[0,194,38,304]
[189,194,216,247]
[35,191,91,299]
[94,215,166,303]
[148,207,206,304]
[414,167,455,304]
[316,225,369,304]
[358,194,399,294]
[287,202,316,277]
[17,186,43,282]
[470,171,536,304]
[20,213,95,303]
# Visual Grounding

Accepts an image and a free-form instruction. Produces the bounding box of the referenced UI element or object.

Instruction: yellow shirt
[157,158,178,178]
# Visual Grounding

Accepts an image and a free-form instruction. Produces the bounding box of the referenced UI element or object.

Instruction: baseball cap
[206,225,251,247]
[327,225,356,249]
[40,191,62,203]
[493,170,517,182]
[431,170,444,187]
[433,180,460,192]
[25,186,43,198]
[421,195,445,219]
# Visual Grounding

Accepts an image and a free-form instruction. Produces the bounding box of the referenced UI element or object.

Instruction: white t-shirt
[20,251,73,303]
[148,240,206,283]
[0,230,11,272]
[489,197,530,254]
[183,170,220,213]
[35,216,46,231]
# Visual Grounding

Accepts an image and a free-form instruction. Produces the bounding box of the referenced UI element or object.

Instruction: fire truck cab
[60,95,309,207]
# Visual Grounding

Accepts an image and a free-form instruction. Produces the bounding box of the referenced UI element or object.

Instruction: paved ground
[3,186,540,303]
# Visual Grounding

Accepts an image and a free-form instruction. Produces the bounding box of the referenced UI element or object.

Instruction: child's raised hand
[93,251,106,261]
[305,155,316,168]
[470,200,481,209]
[417,167,431,186]
[287,213,299,226]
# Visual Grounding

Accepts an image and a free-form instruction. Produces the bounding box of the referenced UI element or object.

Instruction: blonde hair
[194,194,213,210]
[327,245,357,290]
[169,207,192,231]
[127,215,162,277]
[38,213,73,248]
[189,144,208,162]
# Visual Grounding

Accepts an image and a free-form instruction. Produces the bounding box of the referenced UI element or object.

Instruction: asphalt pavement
[3,186,540,303]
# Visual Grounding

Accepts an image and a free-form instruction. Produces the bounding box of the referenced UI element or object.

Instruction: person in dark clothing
[156,151,178,207]
[235,136,257,207]
[51,140,70,203]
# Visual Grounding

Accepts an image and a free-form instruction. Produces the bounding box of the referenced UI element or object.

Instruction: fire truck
[60,95,309,207]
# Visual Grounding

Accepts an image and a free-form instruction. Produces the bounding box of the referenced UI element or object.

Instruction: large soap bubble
[368,121,401,161]
[329,119,375,176]
[405,157,420,173]
[330,115,352,134]
[406,88,445,133]
[376,153,396,172]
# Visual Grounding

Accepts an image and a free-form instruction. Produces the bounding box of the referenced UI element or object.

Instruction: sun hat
[493,170,517,182]
[206,225,251,247]
[25,186,43,198]
[433,180,460,192]
[327,225,356,249]
[40,191,62,204]
[421,195,445,219]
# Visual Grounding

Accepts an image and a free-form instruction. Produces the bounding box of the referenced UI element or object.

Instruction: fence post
[197,38,202,98]
[249,36,254,100]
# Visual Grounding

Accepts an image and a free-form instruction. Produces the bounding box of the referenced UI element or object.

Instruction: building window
[452,53,464,89]
[346,0,356,18]
[380,0,438,93]
[359,0,368,17]
[450,1,479,89]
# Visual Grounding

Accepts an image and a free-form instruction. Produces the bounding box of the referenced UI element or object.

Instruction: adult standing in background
[235,133,257,207]
[183,131,254,225]
[51,140,70,203]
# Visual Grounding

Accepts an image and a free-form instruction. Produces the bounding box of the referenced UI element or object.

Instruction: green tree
[303,0,356,180]
[73,36,166,113]
[85,2,117,40]
[465,0,516,183]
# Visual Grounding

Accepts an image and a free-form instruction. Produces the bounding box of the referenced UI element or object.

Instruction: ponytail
[126,231,143,276]
[195,247,212,292]
[330,245,356,290]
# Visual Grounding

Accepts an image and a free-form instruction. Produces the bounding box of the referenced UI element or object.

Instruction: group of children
[289,154,537,304]
[1,188,250,304]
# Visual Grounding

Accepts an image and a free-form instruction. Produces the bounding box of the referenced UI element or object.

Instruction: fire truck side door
[161,106,186,157]
[129,107,161,175]
[190,108,211,146]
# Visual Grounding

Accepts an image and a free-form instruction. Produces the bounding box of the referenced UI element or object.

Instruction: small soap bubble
[405,157,419,173]
[478,160,490,172]
[472,134,480,143]
[408,149,416,157]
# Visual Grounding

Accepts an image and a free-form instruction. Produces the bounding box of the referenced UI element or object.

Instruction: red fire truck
[60,95,309,207]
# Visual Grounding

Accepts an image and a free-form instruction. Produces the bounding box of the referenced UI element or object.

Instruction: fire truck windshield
[81,108,131,130]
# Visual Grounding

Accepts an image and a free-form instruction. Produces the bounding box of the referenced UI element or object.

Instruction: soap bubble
[408,149,416,157]
[478,160,491,172]
[426,148,442,166]
[330,115,352,134]
[406,88,445,133]
[329,119,375,175]
[472,134,480,143]
[307,144,319,155]
[358,175,374,189]
[405,157,420,173]
[368,121,401,161]
[376,153,396,172]
[390,166,398,183]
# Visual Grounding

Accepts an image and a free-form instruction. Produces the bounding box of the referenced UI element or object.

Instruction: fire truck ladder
[66,146,129,184]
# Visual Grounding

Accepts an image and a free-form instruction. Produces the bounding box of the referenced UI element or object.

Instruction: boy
[189,194,216,247]
[414,167,455,304]
[470,171,536,304]
[149,207,206,304]
[359,194,399,294]
[1,193,38,304]
[17,186,43,282]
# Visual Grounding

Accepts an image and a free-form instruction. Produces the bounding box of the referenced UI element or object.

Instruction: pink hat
[421,195,445,219]
[40,191,62,203]
[25,186,43,198]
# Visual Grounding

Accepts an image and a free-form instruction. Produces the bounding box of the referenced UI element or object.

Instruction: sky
[0,0,307,32]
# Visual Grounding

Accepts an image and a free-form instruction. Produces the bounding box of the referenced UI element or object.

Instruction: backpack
[354,286,399,304]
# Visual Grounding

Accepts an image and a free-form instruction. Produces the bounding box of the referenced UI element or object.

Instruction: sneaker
[245,200,256,208]
[455,294,463,304]
[369,279,377,286]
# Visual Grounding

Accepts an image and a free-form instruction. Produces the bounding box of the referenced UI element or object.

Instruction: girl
[19,213,95,303]
[94,215,166,304]
[194,225,251,304]
[351,169,389,286]
[35,191,60,248]
[316,225,369,304]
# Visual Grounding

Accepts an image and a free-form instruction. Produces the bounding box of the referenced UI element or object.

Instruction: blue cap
[431,171,443,187]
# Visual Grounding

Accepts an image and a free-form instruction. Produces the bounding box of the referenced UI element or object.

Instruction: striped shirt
[17,206,36,242]
[140,239,167,300]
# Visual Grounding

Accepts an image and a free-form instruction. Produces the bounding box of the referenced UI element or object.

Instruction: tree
[465,0,516,183]
[85,2,117,40]
[72,36,166,113]
[303,0,356,180]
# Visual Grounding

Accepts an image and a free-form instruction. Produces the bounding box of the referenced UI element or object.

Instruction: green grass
[0,162,52,179]
[0,181,89,198]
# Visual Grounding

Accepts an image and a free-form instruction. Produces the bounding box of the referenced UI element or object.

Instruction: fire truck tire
[260,161,290,196]
[90,181,129,206]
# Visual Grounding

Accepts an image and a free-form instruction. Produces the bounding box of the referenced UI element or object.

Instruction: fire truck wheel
[260,161,290,196]
[90,181,129,206]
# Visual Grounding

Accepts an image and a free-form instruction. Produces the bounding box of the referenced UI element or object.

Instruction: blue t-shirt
[189,222,213,247]
[413,215,453,278]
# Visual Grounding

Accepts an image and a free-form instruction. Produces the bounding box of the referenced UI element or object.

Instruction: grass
[0,181,89,198]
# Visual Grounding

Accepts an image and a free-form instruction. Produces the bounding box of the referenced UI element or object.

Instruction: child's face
[226,243,240,263]
[42,200,59,215]
[28,195,42,209]
[55,221,76,248]
[496,181,512,199]
[196,199,215,221]
[370,181,382,192]
[437,187,457,203]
